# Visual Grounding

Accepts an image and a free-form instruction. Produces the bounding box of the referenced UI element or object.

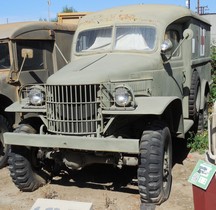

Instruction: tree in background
[212,44,216,71]
[209,44,216,105]
[62,5,77,13]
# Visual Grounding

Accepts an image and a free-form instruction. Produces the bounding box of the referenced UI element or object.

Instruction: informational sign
[188,160,216,190]
[30,198,93,210]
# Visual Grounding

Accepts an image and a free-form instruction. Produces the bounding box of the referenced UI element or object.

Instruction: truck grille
[46,85,100,135]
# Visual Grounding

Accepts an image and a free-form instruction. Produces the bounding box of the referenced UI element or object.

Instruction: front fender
[5,99,46,113]
[102,96,181,115]
[102,96,185,137]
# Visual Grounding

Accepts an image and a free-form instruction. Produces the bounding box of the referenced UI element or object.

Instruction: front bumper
[4,132,139,154]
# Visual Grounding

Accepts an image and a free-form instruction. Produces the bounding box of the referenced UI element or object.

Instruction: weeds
[187,131,208,154]
[44,190,58,199]
[104,194,117,209]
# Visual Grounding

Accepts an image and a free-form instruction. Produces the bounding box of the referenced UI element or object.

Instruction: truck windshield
[16,40,45,71]
[76,27,112,52]
[0,43,10,69]
[76,26,156,53]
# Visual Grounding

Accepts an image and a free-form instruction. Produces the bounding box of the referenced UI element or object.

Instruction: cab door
[163,25,184,100]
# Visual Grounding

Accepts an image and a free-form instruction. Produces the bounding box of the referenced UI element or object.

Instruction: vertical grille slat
[84,85,88,132]
[46,84,100,135]
[90,86,93,131]
[61,86,65,133]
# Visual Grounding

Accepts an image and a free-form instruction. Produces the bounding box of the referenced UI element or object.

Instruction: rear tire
[8,124,47,192]
[0,115,11,169]
[138,121,172,205]
[189,71,201,122]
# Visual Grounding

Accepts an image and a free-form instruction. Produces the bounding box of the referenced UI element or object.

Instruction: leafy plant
[211,45,216,69]
[187,131,208,154]
[209,74,216,105]
[209,45,216,104]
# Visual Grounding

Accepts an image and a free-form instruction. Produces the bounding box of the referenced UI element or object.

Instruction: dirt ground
[0,146,205,210]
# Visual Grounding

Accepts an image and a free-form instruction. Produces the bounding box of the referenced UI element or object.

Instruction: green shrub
[209,75,216,105]
[209,45,216,104]
[187,131,208,154]
[211,45,216,70]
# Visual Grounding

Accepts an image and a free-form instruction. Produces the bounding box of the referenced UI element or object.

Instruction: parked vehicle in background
[0,21,77,168]
[4,4,212,207]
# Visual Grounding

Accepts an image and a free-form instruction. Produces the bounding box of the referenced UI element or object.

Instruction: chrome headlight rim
[113,85,134,107]
[28,86,45,106]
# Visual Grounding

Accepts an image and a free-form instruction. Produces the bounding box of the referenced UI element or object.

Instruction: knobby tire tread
[7,125,46,192]
[189,71,200,121]
[138,121,172,205]
[0,115,12,169]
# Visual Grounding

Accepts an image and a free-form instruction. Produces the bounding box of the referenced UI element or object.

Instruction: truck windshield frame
[0,42,11,69]
[76,25,156,53]
[16,40,46,71]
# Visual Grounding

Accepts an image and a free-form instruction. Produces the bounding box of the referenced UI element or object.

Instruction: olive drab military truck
[0,21,77,168]
[4,4,212,206]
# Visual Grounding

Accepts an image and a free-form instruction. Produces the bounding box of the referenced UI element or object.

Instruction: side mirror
[161,28,193,63]
[161,39,173,53]
[21,48,33,58]
[183,29,193,40]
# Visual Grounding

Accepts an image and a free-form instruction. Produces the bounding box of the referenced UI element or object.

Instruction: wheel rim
[196,85,201,112]
[163,139,170,189]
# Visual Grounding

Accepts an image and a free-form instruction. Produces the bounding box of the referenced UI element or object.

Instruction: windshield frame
[0,41,11,70]
[15,40,47,72]
[75,24,157,55]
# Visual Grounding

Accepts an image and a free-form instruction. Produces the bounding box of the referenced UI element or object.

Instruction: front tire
[0,115,12,169]
[8,146,47,191]
[138,121,172,205]
[8,124,47,192]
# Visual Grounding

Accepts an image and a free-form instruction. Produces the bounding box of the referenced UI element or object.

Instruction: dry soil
[0,146,205,210]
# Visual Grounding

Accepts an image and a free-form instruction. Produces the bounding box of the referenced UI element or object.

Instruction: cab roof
[0,21,77,40]
[79,4,210,28]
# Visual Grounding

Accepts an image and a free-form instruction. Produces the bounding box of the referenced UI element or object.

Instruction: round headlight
[114,86,132,107]
[28,88,45,105]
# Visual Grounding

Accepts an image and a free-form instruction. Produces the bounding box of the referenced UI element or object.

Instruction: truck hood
[47,53,162,85]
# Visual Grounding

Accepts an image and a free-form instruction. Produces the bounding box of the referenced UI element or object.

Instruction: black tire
[198,94,209,133]
[8,124,47,192]
[138,121,172,205]
[0,115,12,169]
[189,71,201,121]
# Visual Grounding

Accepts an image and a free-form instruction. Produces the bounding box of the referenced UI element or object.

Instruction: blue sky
[0,0,215,24]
